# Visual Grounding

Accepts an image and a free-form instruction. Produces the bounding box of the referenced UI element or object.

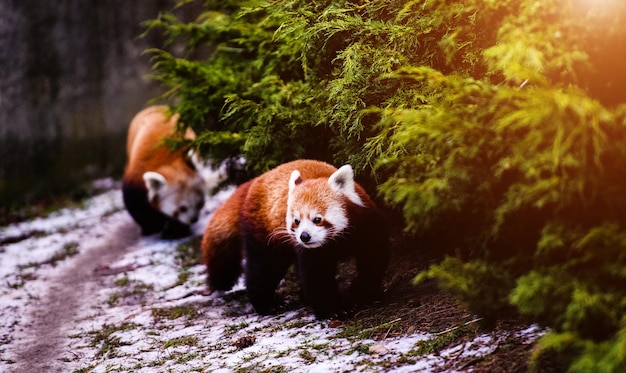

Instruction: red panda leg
[244,239,294,315]
[161,218,191,239]
[205,234,244,291]
[349,222,389,305]
[203,181,251,291]
[296,248,342,319]
[350,251,388,305]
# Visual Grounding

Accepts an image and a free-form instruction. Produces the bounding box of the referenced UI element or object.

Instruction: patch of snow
[193,185,236,236]
[0,189,122,238]
[0,182,544,372]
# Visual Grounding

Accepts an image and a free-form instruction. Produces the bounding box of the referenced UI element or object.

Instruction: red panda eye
[313,217,322,225]
[294,219,300,226]
[179,206,188,213]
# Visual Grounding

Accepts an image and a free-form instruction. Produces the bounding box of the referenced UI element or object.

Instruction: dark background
[0,0,174,208]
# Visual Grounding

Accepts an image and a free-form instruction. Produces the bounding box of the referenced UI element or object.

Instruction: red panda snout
[291,215,327,248]
[172,183,205,225]
[288,203,348,248]
[299,231,311,243]
[287,169,354,249]
[144,172,206,225]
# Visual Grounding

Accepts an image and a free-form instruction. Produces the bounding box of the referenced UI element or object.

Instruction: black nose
[300,232,311,243]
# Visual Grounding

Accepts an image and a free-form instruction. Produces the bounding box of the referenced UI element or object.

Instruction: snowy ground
[0,180,542,372]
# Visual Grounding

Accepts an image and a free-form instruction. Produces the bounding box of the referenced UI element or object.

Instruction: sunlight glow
[573,0,621,17]
[575,0,619,8]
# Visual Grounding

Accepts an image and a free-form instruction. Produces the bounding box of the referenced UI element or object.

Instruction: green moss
[72,364,97,373]
[345,343,372,356]
[106,292,120,307]
[299,349,316,363]
[413,327,467,356]
[224,321,249,333]
[114,276,130,287]
[107,279,154,307]
[175,236,202,268]
[163,335,199,349]
[152,305,198,321]
[336,315,403,341]
[87,323,137,358]
[18,242,80,270]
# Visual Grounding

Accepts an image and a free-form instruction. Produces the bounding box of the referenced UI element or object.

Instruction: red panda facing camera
[201,159,389,319]
[122,106,206,239]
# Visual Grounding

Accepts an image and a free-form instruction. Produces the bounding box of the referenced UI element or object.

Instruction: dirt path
[15,219,139,372]
[10,215,140,373]
[0,187,542,372]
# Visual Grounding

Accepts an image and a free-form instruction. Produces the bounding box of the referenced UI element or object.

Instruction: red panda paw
[160,219,192,239]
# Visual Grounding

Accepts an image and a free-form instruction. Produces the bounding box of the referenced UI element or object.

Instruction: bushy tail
[201,181,251,291]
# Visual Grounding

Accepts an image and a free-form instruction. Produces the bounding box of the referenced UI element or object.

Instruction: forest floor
[0,179,544,372]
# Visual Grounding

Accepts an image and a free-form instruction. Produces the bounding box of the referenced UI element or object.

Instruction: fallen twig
[435,317,484,336]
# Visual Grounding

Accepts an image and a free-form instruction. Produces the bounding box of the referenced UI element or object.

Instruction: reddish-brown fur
[124,106,195,190]
[202,160,388,319]
[201,161,341,291]
[201,181,251,290]
[122,105,204,238]
[242,160,340,244]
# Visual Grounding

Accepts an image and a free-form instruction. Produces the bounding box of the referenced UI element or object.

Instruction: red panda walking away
[201,160,389,319]
[122,106,206,239]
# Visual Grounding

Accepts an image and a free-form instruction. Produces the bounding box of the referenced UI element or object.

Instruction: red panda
[122,105,206,238]
[201,159,388,319]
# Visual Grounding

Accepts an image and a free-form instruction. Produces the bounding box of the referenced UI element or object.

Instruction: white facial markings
[145,173,206,225]
[286,171,298,236]
[286,167,356,249]
[286,199,349,249]
[290,206,324,248]
[324,204,348,233]
[155,185,178,219]
[175,184,205,224]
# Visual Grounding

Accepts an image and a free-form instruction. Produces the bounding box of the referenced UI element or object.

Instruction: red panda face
[286,165,364,249]
[287,189,347,248]
[144,172,206,225]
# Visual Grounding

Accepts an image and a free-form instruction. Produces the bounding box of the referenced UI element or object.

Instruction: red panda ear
[186,149,204,171]
[289,170,303,195]
[143,171,168,199]
[328,165,364,206]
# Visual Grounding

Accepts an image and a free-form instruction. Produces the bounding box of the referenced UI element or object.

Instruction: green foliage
[145,0,626,369]
[144,0,336,172]
[415,257,515,317]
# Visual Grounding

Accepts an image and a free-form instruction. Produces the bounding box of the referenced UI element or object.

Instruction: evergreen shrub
[146,0,626,370]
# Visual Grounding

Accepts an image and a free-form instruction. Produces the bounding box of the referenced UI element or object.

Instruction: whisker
[267,227,293,245]
[327,226,350,243]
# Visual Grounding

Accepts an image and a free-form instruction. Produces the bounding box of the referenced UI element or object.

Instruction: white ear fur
[289,170,303,195]
[328,164,364,206]
[143,171,168,197]
[187,149,203,171]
